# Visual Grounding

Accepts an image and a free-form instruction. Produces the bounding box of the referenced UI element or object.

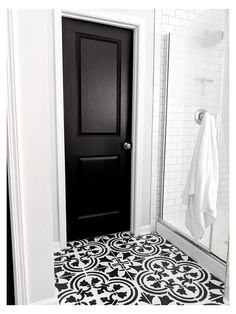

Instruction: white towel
[182,112,219,240]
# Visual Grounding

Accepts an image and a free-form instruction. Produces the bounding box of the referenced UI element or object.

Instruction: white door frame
[7,9,28,305]
[53,9,147,249]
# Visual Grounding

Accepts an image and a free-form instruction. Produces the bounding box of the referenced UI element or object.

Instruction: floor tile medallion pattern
[54,232,225,305]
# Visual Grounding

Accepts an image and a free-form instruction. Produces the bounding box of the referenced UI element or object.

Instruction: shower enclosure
[157,10,229,279]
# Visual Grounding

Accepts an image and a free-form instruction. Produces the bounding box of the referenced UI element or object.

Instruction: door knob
[123,142,132,150]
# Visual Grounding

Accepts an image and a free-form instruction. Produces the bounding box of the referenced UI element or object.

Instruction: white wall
[11,9,56,304]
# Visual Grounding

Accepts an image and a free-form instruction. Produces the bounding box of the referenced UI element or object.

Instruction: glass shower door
[160,10,229,261]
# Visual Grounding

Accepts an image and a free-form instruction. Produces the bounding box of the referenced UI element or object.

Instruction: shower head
[197,30,224,47]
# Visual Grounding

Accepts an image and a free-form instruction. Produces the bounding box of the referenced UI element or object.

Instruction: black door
[62,17,133,241]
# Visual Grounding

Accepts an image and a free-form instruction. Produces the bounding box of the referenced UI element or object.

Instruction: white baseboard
[53,241,60,252]
[156,221,226,282]
[140,225,151,235]
[223,297,229,305]
[30,296,58,305]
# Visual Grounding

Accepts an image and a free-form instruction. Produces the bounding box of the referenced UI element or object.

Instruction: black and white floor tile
[54,231,226,305]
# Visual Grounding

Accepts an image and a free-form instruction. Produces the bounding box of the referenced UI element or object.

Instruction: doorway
[62,17,133,240]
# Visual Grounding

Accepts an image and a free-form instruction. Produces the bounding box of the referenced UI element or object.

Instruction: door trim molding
[140,225,151,235]
[7,9,28,305]
[53,9,147,248]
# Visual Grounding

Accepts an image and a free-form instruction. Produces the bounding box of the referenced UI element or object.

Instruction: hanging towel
[182,112,219,240]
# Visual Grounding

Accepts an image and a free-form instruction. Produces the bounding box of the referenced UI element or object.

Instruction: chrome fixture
[123,142,132,150]
[195,108,207,124]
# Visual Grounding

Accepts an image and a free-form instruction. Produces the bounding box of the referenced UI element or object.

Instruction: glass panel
[162,10,228,259]
[211,12,229,260]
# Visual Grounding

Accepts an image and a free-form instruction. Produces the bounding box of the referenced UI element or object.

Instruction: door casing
[53,9,148,249]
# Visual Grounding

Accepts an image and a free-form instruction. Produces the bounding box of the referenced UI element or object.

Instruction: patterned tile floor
[54,232,225,305]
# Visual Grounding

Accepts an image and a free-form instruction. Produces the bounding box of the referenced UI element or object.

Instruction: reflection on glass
[162,10,228,261]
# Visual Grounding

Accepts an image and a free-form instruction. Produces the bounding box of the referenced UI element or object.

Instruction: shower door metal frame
[158,33,226,268]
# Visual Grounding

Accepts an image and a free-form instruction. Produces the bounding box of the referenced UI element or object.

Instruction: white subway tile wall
[151,8,228,256]
[151,9,205,230]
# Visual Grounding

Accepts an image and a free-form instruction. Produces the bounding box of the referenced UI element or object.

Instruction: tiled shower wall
[150,9,228,231]
[150,9,208,229]
[163,11,226,227]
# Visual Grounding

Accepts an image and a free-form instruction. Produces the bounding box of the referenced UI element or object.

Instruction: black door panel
[62,18,133,240]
